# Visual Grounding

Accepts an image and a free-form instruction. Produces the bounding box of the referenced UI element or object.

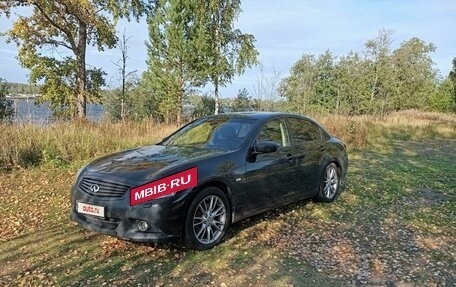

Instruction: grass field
[0,111,455,286]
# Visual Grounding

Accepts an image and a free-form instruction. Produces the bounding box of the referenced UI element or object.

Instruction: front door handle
[285,153,294,162]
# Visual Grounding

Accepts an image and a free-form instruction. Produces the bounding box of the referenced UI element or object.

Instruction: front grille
[80,177,131,198]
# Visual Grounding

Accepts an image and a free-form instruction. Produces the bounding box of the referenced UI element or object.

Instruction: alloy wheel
[192,195,227,245]
[324,165,339,199]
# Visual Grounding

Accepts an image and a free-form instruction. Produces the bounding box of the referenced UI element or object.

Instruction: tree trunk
[121,40,126,121]
[75,56,86,118]
[371,73,378,102]
[177,90,182,125]
[177,59,183,125]
[214,77,219,114]
[75,22,87,119]
[336,88,340,112]
[121,98,125,122]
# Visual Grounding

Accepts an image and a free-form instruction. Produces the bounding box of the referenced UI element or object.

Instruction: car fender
[185,176,237,223]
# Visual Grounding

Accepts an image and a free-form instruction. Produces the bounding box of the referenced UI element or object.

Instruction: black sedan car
[70,112,348,250]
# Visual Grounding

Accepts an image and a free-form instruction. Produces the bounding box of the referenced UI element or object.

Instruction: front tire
[184,187,230,250]
[315,162,340,202]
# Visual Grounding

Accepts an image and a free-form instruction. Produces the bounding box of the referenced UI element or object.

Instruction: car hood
[85,145,225,181]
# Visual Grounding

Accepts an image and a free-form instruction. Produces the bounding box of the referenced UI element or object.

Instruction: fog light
[138,220,149,231]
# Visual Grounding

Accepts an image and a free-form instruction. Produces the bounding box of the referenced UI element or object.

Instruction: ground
[0,114,455,286]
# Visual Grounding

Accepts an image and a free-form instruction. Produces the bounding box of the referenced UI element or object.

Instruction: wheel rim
[324,166,339,199]
[192,195,227,245]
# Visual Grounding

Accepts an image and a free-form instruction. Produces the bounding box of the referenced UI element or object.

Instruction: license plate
[77,202,105,218]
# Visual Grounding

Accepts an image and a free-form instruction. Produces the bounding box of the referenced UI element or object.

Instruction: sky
[0,0,455,98]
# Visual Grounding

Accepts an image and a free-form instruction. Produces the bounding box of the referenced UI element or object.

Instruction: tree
[106,29,138,121]
[278,30,446,116]
[391,37,437,110]
[197,0,259,114]
[0,79,14,121]
[429,78,455,112]
[364,29,395,115]
[1,0,149,118]
[192,95,216,118]
[334,52,371,115]
[5,82,40,95]
[449,57,456,110]
[280,52,342,114]
[143,0,203,125]
[141,0,258,122]
[253,64,282,111]
[279,54,317,114]
[233,88,251,111]
[314,50,337,113]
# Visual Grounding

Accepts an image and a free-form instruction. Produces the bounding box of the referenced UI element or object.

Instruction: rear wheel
[315,162,340,202]
[184,187,230,250]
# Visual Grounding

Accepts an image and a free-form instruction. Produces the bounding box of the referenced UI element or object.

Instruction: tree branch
[43,39,73,50]
[31,1,77,51]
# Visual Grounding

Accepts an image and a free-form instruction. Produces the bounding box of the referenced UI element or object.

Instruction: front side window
[256,119,290,147]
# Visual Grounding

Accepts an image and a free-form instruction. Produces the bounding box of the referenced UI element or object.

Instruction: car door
[241,118,298,213]
[287,117,325,198]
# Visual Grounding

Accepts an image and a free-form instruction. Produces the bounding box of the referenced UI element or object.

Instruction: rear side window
[287,117,322,144]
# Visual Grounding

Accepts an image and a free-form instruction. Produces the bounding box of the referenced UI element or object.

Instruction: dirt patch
[418,188,452,203]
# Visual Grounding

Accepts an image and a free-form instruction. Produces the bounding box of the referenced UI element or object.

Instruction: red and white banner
[130,167,198,206]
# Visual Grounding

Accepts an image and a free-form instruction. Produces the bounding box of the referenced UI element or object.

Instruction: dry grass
[1,110,455,169]
[316,110,456,149]
[316,115,371,149]
[0,120,176,169]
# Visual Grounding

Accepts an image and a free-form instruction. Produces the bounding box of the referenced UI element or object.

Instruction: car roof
[205,112,331,136]
[208,112,307,121]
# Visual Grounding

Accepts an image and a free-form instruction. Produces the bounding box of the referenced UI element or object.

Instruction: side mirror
[254,141,278,154]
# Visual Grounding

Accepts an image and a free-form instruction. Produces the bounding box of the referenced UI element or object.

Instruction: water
[10,99,105,124]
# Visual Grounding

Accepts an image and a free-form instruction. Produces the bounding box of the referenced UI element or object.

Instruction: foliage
[428,79,456,113]
[391,37,437,110]
[26,56,106,119]
[196,0,259,114]
[449,57,456,112]
[4,82,40,95]
[192,95,216,118]
[279,30,448,116]
[141,0,258,123]
[104,83,163,122]
[1,0,149,118]
[333,52,371,115]
[0,78,14,121]
[233,88,252,111]
[142,0,204,125]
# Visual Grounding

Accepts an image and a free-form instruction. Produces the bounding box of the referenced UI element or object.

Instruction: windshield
[162,116,258,150]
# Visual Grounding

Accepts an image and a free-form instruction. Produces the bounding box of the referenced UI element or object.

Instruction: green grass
[1,111,455,286]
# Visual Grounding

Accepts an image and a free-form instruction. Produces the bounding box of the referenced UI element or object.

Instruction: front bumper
[70,176,192,242]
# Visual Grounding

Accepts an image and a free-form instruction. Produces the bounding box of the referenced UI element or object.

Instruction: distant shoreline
[6,94,40,100]
[9,98,105,124]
